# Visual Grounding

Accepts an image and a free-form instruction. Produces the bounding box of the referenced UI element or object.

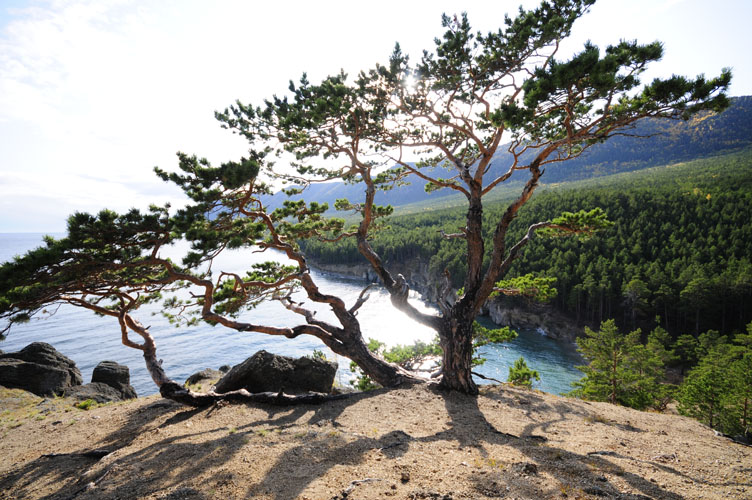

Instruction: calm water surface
[1,233,583,396]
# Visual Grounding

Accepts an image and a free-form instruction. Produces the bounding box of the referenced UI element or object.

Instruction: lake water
[0,233,583,396]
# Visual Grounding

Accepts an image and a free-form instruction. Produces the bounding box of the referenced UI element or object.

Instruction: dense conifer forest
[302,148,752,337]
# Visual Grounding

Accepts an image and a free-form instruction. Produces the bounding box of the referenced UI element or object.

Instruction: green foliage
[490,274,557,302]
[0,205,181,337]
[348,338,440,391]
[348,327,518,390]
[211,262,300,317]
[571,319,665,409]
[508,357,540,388]
[673,334,699,369]
[646,324,678,367]
[301,149,752,335]
[309,349,327,361]
[472,322,517,366]
[541,208,614,239]
[382,340,442,367]
[678,323,752,436]
[678,346,733,428]
[74,399,98,411]
[349,361,380,391]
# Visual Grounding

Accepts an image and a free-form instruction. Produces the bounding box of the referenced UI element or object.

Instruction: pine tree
[678,345,733,428]
[0,0,731,402]
[572,319,664,408]
[647,323,678,367]
[508,357,540,388]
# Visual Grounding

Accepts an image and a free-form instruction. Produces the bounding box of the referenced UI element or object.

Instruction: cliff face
[309,258,582,341]
[484,299,581,341]
[309,258,444,303]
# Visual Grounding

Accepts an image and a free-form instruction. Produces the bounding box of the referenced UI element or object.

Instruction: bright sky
[1,0,749,232]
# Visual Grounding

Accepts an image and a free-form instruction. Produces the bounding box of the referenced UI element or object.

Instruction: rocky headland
[308,258,580,341]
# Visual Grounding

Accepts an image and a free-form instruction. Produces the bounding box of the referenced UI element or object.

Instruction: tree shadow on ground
[0,389,387,500]
[438,387,688,499]
[475,386,751,496]
[0,398,183,500]
[244,386,696,499]
[3,385,747,499]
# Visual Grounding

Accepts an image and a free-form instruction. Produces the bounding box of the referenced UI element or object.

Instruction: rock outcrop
[91,360,137,399]
[214,350,337,394]
[184,368,224,387]
[0,342,83,397]
[485,299,580,341]
[308,258,447,303]
[63,382,124,404]
[64,360,137,402]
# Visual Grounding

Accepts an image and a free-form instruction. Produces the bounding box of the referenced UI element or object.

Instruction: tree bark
[326,330,424,389]
[438,315,478,395]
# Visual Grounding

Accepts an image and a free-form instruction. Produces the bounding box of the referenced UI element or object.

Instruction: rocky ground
[1,383,750,500]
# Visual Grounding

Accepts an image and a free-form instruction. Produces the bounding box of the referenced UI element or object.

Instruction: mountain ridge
[262,95,752,211]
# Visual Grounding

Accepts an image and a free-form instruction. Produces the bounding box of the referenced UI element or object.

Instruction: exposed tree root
[158,381,358,407]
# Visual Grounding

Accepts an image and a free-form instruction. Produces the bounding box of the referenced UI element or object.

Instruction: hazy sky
[1,0,749,232]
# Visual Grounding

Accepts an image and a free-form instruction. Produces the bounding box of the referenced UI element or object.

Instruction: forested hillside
[266,96,752,211]
[302,149,752,337]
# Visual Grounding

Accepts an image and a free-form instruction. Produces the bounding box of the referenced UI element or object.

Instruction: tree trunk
[695,308,700,335]
[332,333,423,388]
[131,307,423,407]
[438,317,478,395]
[159,382,355,407]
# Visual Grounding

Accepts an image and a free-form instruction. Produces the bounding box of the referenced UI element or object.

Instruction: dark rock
[214,350,337,395]
[156,487,209,500]
[732,434,752,445]
[91,361,137,399]
[218,365,231,373]
[0,342,82,396]
[583,486,608,496]
[184,368,223,387]
[64,382,124,404]
[511,462,538,475]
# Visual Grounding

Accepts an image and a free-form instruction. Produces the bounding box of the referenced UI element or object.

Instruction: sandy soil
[0,383,750,500]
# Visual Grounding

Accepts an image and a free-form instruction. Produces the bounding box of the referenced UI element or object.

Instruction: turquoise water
[0,233,582,396]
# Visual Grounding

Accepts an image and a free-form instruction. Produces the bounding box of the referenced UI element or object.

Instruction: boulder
[184,368,224,387]
[91,360,137,399]
[0,342,83,397]
[64,382,124,404]
[214,350,337,395]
